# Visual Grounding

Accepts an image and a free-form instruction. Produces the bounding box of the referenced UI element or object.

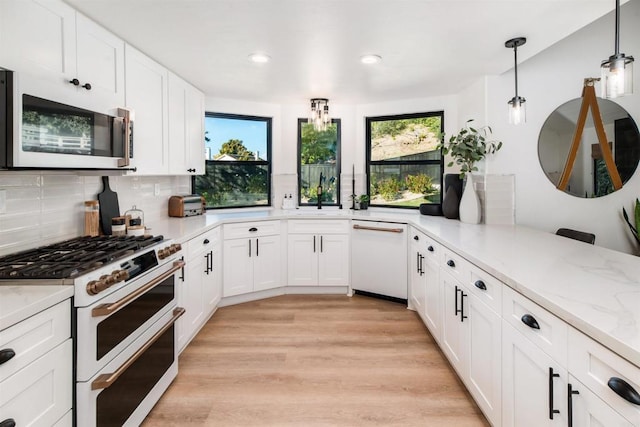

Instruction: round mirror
[538,98,640,197]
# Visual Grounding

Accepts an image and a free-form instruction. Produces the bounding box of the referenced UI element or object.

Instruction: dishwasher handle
[353,224,404,233]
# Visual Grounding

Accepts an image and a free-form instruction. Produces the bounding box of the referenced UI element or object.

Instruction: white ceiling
[65,0,621,104]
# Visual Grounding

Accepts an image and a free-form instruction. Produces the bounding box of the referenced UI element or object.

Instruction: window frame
[193,112,272,210]
[365,111,444,210]
[297,118,342,207]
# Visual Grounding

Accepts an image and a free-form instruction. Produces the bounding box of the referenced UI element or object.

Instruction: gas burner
[0,235,164,280]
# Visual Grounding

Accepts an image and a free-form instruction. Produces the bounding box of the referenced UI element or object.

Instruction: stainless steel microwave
[0,69,134,170]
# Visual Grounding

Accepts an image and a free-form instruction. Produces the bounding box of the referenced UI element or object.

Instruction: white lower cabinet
[502,321,567,426]
[223,221,283,297]
[178,228,221,352]
[0,299,72,426]
[440,270,468,374]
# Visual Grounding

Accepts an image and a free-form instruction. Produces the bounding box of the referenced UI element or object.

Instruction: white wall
[480,0,640,253]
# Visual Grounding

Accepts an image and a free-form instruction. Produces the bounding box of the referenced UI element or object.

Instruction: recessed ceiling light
[360,54,382,65]
[249,53,271,63]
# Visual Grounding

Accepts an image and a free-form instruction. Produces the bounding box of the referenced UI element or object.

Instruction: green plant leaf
[635,198,640,233]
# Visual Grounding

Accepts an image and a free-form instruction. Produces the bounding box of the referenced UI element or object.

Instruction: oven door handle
[92,260,185,317]
[91,307,185,391]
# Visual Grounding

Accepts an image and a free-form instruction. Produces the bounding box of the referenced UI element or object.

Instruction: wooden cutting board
[98,176,120,235]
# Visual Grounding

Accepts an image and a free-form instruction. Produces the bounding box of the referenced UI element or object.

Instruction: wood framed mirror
[538,93,640,198]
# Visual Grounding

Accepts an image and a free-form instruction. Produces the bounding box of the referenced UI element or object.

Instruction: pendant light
[505,37,527,125]
[309,98,330,131]
[601,0,634,98]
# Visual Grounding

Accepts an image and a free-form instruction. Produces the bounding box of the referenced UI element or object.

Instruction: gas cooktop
[0,235,164,280]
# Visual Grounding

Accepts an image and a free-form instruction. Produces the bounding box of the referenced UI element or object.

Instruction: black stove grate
[0,235,164,279]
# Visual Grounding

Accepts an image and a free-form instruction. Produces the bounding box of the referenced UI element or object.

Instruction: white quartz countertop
[149,207,640,367]
[0,285,73,330]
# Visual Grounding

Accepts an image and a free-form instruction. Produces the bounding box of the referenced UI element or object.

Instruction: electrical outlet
[0,189,6,214]
[154,183,160,196]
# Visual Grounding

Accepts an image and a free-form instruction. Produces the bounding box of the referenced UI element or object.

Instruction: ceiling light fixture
[360,54,382,65]
[505,37,527,125]
[248,53,271,63]
[309,98,330,131]
[601,0,634,98]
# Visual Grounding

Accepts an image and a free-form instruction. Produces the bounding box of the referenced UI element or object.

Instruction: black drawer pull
[474,280,487,290]
[0,349,15,365]
[446,259,455,267]
[427,245,434,252]
[203,238,210,244]
[549,367,560,419]
[249,227,258,232]
[521,314,540,329]
[568,383,579,427]
[608,377,640,405]
[0,419,16,427]
[413,235,419,241]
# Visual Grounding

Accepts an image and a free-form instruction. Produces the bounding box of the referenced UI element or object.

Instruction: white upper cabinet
[168,72,205,175]
[0,0,125,113]
[124,45,169,175]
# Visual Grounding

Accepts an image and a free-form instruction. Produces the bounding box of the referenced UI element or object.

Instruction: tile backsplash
[0,172,190,256]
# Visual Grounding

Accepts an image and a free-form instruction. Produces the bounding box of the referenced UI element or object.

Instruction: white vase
[459,174,481,224]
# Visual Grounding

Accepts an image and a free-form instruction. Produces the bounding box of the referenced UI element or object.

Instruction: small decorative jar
[111,217,127,236]
[125,205,144,228]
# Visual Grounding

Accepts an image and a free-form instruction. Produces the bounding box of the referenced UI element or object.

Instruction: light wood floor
[143,295,489,426]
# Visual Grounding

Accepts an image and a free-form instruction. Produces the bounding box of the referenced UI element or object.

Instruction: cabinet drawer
[568,328,640,425]
[224,220,281,239]
[502,286,567,365]
[440,248,471,284]
[467,265,502,315]
[0,299,71,382]
[421,233,441,263]
[289,219,349,234]
[187,226,220,258]
[0,339,72,426]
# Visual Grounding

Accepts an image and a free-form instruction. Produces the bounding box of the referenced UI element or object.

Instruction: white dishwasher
[351,220,408,301]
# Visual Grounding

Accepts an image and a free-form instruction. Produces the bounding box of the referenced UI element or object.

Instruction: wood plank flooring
[143,295,489,426]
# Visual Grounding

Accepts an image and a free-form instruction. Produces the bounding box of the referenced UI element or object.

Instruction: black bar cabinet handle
[549,367,560,419]
[179,256,185,281]
[454,285,461,316]
[419,255,424,276]
[447,259,455,268]
[416,252,420,273]
[256,239,259,257]
[249,227,258,232]
[209,251,213,272]
[204,253,210,275]
[314,236,316,253]
[249,239,251,257]
[460,291,468,322]
[427,245,434,252]
[568,383,579,427]
[608,377,640,405]
[0,419,16,427]
[521,314,541,330]
[320,236,323,253]
[0,349,16,365]
[474,280,487,290]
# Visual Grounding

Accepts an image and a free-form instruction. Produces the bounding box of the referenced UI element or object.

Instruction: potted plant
[358,194,370,210]
[438,119,503,223]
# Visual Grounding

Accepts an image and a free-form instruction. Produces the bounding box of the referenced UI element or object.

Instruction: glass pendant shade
[508,96,526,125]
[601,54,634,98]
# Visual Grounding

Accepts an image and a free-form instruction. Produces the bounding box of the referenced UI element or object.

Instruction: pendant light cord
[514,45,519,98]
[615,0,620,55]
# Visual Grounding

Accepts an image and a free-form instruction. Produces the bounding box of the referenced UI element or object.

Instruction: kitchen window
[194,113,272,209]
[297,118,341,206]
[366,112,444,209]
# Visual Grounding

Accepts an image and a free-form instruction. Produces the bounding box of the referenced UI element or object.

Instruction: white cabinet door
[168,73,205,175]
[440,270,468,376]
[223,239,253,297]
[503,322,567,427]
[467,293,502,426]
[318,234,349,286]
[423,256,441,342]
[178,253,205,352]
[253,235,282,292]
[124,45,168,175]
[75,13,125,110]
[288,234,318,286]
[569,375,633,427]
[0,0,76,84]
[409,235,426,320]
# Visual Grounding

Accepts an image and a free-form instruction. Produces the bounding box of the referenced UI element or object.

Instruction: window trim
[297,118,342,207]
[193,112,273,210]
[365,111,444,210]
